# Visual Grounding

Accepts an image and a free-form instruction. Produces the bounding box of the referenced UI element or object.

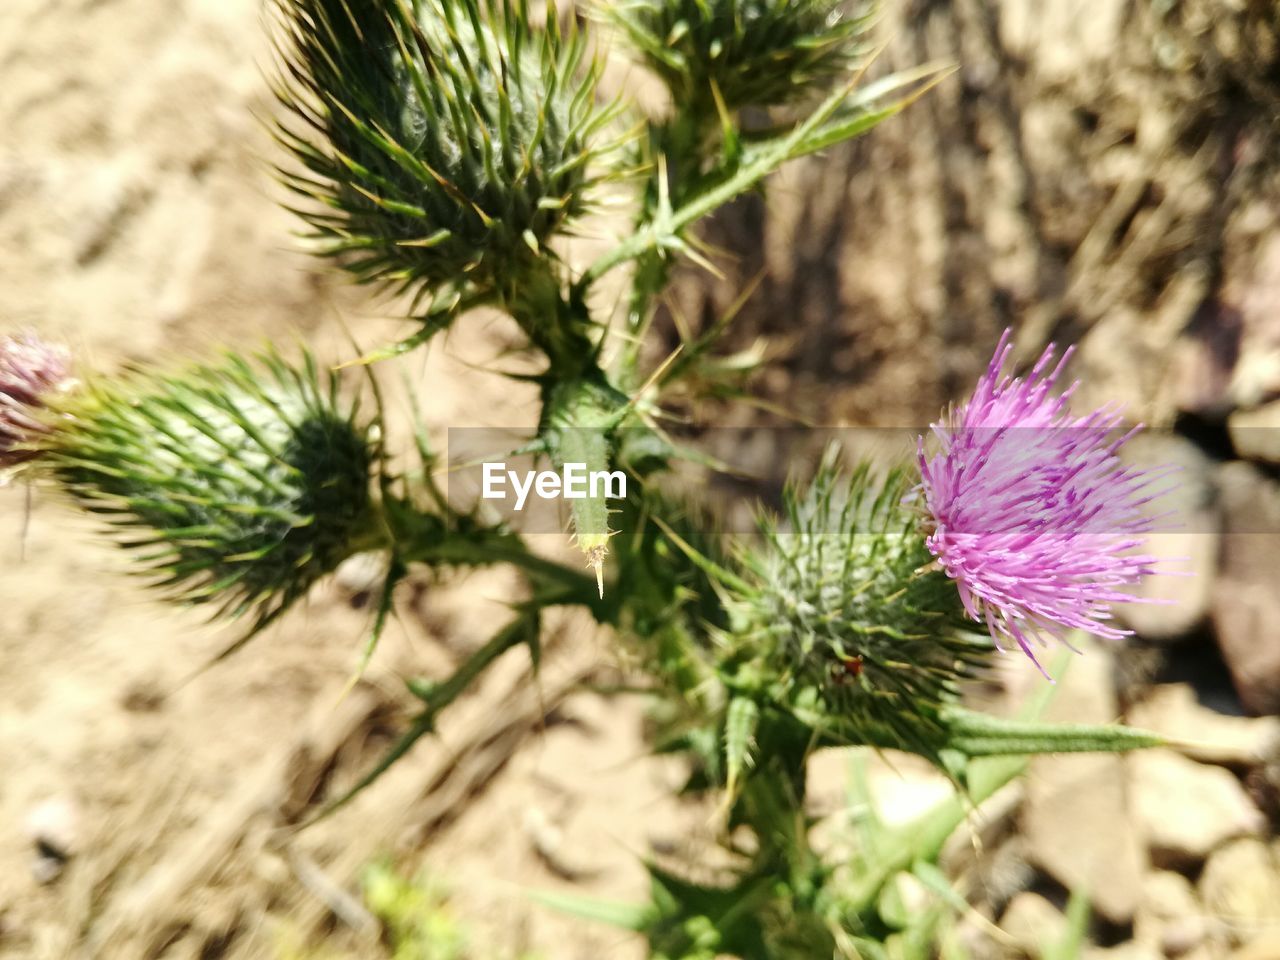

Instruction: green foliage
[272,0,615,315]
[279,862,541,960]
[363,862,470,960]
[43,351,379,637]
[611,0,873,113]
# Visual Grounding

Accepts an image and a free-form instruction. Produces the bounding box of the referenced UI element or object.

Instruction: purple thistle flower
[1,333,74,473]
[917,329,1170,676]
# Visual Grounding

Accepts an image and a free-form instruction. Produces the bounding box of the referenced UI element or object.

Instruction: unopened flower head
[44,350,378,634]
[274,0,613,308]
[0,333,74,473]
[727,453,990,760]
[917,330,1169,675]
[613,0,871,112]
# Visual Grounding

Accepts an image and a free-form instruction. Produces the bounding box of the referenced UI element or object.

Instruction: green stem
[579,76,856,287]
[942,707,1163,757]
[388,505,606,616]
[616,108,709,387]
[408,611,538,713]
[616,250,673,388]
[313,611,539,821]
[580,64,952,289]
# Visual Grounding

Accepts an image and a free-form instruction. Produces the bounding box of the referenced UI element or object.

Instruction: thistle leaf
[941,706,1164,757]
[537,369,632,594]
[723,694,759,800]
[528,889,657,931]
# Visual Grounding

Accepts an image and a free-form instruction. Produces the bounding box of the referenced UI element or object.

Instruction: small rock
[1083,943,1163,960]
[1001,891,1067,955]
[30,856,64,886]
[1135,871,1205,957]
[1024,642,1146,924]
[1128,683,1280,766]
[23,796,81,885]
[23,796,80,857]
[1230,931,1280,960]
[120,677,166,713]
[1131,750,1266,868]
[1212,463,1280,714]
[1199,838,1280,947]
[333,551,388,603]
[1229,232,1280,409]
[1245,752,1280,825]
[522,805,599,882]
[1228,400,1280,465]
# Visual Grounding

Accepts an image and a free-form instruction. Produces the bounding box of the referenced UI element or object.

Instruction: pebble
[1083,943,1164,960]
[1131,750,1266,868]
[333,551,388,602]
[1117,435,1218,642]
[1228,400,1280,465]
[1135,871,1206,958]
[1001,891,1067,955]
[1230,931,1280,960]
[1127,683,1280,766]
[23,796,81,885]
[1212,463,1280,715]
[1199,838,1280,947]
[1023,643,1146,925]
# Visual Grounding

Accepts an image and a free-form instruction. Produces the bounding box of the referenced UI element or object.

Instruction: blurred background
[1,0,1278,958]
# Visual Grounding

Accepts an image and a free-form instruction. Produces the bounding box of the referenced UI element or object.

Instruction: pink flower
[918,330,1169,675]
[1,333,73,472]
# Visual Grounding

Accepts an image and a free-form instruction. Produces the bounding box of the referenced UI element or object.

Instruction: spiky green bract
[537,368,631,589]
[272,0,614,315]
[724,454,992,764]
[43,351,379,635]
[611,0,871,113]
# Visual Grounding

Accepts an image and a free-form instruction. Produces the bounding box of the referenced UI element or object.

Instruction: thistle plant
[10,2,1180,956]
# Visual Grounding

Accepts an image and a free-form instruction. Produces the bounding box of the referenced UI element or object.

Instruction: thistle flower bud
[725,455,990,759]
[0,333,75,476]
[273,0,612,310]
[42,351,380,633]
[612,0,870,113]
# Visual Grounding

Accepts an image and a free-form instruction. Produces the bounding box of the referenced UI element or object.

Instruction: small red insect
[829,654,864,685]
